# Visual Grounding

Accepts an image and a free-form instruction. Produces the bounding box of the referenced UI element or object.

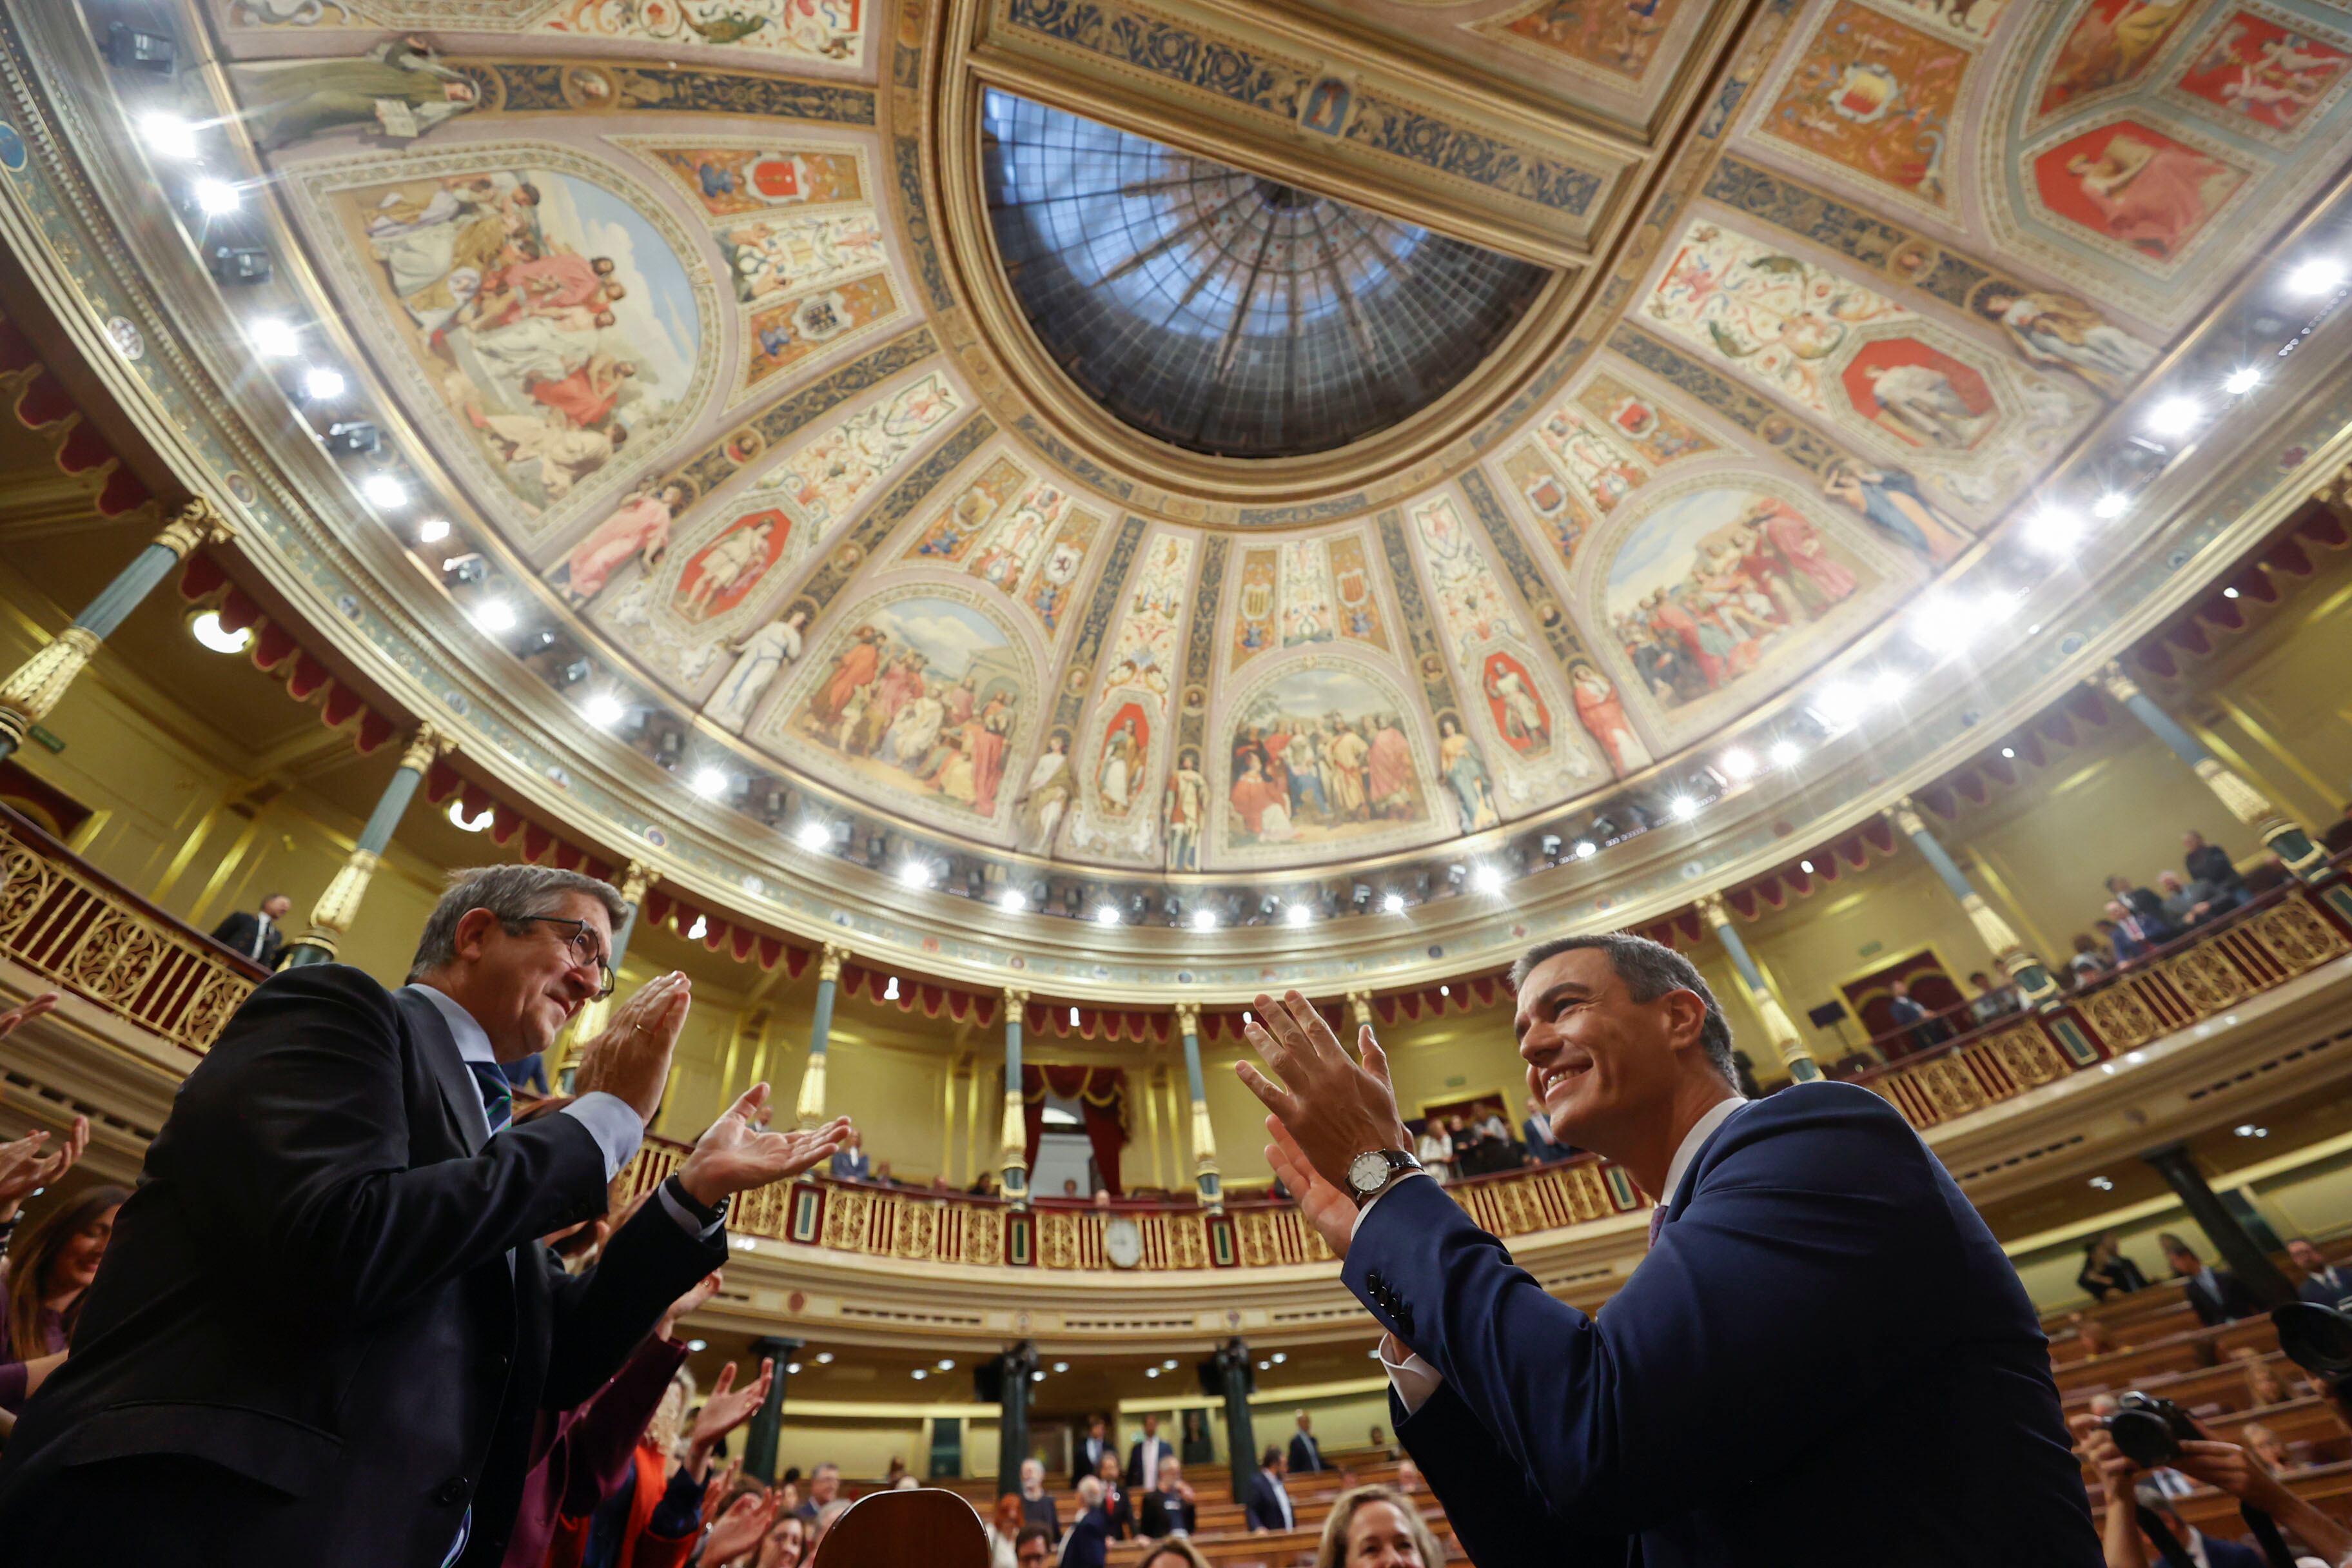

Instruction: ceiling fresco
[160,0,2352,909]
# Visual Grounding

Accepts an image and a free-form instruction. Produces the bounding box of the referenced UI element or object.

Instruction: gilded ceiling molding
[474,61,877,123]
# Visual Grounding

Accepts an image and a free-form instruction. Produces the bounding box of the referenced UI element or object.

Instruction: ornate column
[1694,893,1821,1084]
[2097,664,2326,881]
[1886,800,2061,1011]
[0,499,233,761]
[999,988,1030,1206]
[1215,1337,1257,1509]
[555,859,656,1088]
[1174,1001,1220,1210]
[992,1340,1038,1496]
[2141,1144,2295,1308]
[282,724,451,967]
[742,1334,803,1484]
[794,942,847,1128]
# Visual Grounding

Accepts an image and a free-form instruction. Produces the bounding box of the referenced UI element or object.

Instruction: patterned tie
[467,1062,513,1137]
[1647,1206,1667,1249]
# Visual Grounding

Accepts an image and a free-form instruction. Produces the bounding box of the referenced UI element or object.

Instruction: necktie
[467,1062,513,1137]
[252,914,270,959]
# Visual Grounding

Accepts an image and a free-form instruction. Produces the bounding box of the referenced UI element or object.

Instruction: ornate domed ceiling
[26,0,2352,988]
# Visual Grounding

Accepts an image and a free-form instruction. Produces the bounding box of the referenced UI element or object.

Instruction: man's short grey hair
[1509,932,1736,1083]
[407,865,627,981]
[1076,1476,1104,1505]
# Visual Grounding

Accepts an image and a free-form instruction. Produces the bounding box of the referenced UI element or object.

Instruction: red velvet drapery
[1021,1064,1129,1195]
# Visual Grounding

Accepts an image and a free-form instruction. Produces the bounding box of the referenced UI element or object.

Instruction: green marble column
[282,725,449,966]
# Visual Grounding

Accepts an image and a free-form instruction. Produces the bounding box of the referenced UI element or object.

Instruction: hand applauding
[678,1085,850,1206]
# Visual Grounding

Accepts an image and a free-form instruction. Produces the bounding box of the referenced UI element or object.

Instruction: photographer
[2073,1411,2352,1568]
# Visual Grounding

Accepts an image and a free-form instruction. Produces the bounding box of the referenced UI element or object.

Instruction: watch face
[1347,1150,1391,1195]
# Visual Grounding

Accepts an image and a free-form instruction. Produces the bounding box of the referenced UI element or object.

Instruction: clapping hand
[704,1487,779,1564]
[691,1358,775,1458]
[1235,991,1409,1258]
[0,1113,87,1220]
[678,1085,849,1206]
[573,972,692,1123]
[0,992,59,1039]
[660,1270,723,1344]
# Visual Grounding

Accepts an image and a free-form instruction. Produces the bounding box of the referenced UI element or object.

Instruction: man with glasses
[0,865,852,1568]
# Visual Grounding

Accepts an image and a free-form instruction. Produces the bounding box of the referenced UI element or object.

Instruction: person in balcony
[2068,931,2113,987]
[2183,830,2250,911]
[210,890,292,968]
[1413,1118,1453,1184]
[0,1184,124,1418]
[2155,870,2220,931]
[1073,1413,1114,1487]
[1965,971,2021,1026]
[2103,901,2168,963]
[1126,1411,1172,1488]
[2076,1231,2149,1302]
[2160,1233,2262,1326]
[1885,979,1949,1055]
[1288,1409,1326,1474]
[2289,1237,2351,1306]
[828,1129,872,1182]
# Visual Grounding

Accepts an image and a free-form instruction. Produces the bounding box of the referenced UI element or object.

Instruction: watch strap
[663,1173,730,1228]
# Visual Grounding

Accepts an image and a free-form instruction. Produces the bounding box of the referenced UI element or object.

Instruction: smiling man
[0,865,850,1568]
[1236,931,2099,1568]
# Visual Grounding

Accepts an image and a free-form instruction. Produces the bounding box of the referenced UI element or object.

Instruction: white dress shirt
[249,911,274,960]
[1367,1092,1750,1416]
[1259,1469,1293,1529]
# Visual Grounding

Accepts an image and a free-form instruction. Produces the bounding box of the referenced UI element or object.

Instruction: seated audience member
[1244,1446,1295,1534]
[2075,1416,2352,1568]
[1520,1096,1571,1164]
[1446,1113,1489,1177]
[0,1182,121,1417]
[987,1493,1027,1568]
[1884,978,1950,1054]
[1369,1424,1398,1460]
[1011,1525,1054,1568]
[1313,1484,1444,1568]
[1288,1409,1326,1473]
[1061,1475,1112,1568]
[2077,1230,2150,1301]
[1474,1103,1517,1165]
[1140,1454,1196,1538]
[828,1130,872,1181]
[2154,870,2216,932]
[2239,1421,2292,1473]
[796,1462,841,1523]
[2069,1313,2113,1358]
[2288,1237,2351,1306]
[752,1509,808,1568]
[2069,931,2113,985]
[1135,1538,1211,1568]
[2103,901,2167,963]
[1095,1450,1135,1541]
[1179,1407,1215,1465]
[2161,1233,2262,1325]
[2237,1349,2288,1409]
[1074,1413,1114,1485]
[1017,1456,1060,1535]
[1966,971,2021,1026]
[2104,874,2176,932]
[1092,1189,1112,1212]
[968,1172,999,1197]
[1126,1410,1173,1487]
[892,1476,919,1491]
[2183,831,2251,911]
[1393,1457,1423,1496]
[1413,1119,1453,1184]
[210,890,291,968]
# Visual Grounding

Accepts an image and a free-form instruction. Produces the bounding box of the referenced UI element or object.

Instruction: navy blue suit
[1059,1506,1110,1568]
[1343,1083,2099,1567]
[2298,1266,2351,1308]
[1243,1471,1294,1533]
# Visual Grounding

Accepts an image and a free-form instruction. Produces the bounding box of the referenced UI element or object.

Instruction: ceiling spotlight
[448,800,493,833]
[140,112,199,160]
[936,1358,956,1371]
[1031,1369,1046,1383]
[474,599,516,633]
[814,1351,834,1365]
[899,859,933,887]
[1573,839,1596,859]
[2223,585,2242,600]
[686,1338,707,1353]
[1191,907,1219,932]
[2287,257,2346,297]
[250,318,299,358]
[1052,1361,1069,1373]
[188,609,250,654]
[911,1368,928,1381]
[2026,509,2081,556]
[1286,903,1313,926]
[416,516,450,544]
[2000,745,2016,760]
[2235,1123,2269,1138]
[2222,366,2262,396]
[1798,858,1816,874]
[1769,739,1801,769]
[1162,1358,1179,1370]
[1669,795,1698,821]
[1070,1005,1082,1026]
[786,1362,803,1375]
[1258,1360,1271,1371]
[191,177,240,217]
[2088,1175,2113,1192]
[1867,669,1910,707]
[360,473,407,509]
[583,692,626,728]
[1471,863,1505,894]
[1719,747,1756,781]
[1270,1351,1287,1364]
[795,821,833,853]
[692,768,732,800]
[1381,892,1406,915]
[997,887,1028,912]
[302,366,346,401]
[2092,492,2128,520]
[1810,681,1863,730]
[1093,904,1121,925]
[1144,1367,1159,1378]
[2146,395,2201,438]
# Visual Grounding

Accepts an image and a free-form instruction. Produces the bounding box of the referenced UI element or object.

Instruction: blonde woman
[1314,1484,1444,1568]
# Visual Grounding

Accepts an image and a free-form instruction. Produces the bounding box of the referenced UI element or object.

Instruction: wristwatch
[1344,1149,1422,1207]
[663,1173,730,1228]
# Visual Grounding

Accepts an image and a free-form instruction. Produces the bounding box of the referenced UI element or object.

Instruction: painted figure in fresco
[1819,459,1969,564]
[1367,718,1415,818]
[1229,753,1293,842]
[2043,0,2195,110]
[1017,735,1075,854]
[475,408,623,502]
[1438,716,1500,833]
[1971,284,2154,395]
[237,37,479,150]
[808,625,888,730]
[675,519,775,621]
[1747,498,1859,602]
[2063,130,2239,259]
[1097,716,1141,814]
[1858,360,1984,449]
[1284,723,1329,823]
[564,480,685,602]
[1570,663,1650,777]
[1164,754,1206,872]
[703,608,807,732]
[1485,664,1551,751]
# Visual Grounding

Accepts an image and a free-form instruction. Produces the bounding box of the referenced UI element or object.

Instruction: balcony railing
[0,803,264,1054]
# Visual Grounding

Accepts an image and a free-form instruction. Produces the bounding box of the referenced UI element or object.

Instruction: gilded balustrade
[0,808,261,1054]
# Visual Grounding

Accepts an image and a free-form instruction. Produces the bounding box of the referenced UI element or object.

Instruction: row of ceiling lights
[142,83,2351,935]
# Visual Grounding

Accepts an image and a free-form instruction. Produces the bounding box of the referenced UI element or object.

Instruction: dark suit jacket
[2191,1531,2269,1568]
[1345,1083,2101,1567]
[1243,1471,1293,1533]
[1099,1485,1135,1542]
[210,908,284,968]
[1139,1489,1196,1538]
[2182,1266,2263,1326]
[1073,1433,1113,1486]
[1125,1435,1171,1487]
[2301,1266,2352,1308]
[1287,1432,1324,1473]
[0,965,723,1568]
[1059,1505,1110,1568]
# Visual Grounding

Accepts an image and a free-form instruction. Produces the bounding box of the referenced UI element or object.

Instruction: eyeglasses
[516,914,616,998]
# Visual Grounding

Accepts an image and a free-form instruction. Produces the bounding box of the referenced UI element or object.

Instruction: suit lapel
[394,986,489,1157]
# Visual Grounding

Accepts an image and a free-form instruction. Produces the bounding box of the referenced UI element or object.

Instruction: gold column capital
[1888,799,1928,839]
[397,723,455,774]
[154,496,235,558]
[1002,985,1029,1010]
[1173,1001,1201,1037]
[0,626,102,745]
[1693,890,1730,930]
[794,1052,829,1130]
[2094,661,2142,705]
[1345,990,1373,1025]
[2190,756,2281,828]
[818,941,850,983]
[617,859,658,906]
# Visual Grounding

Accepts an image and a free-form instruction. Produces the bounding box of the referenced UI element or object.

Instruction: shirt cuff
[560,1092,645,1181]
[1348,1168,1428,1238]
[658,1178,725,1240]
[1379,1332,1443,1417]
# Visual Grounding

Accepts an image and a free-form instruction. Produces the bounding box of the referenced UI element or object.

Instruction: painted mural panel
[1224,665,1430,852]
[1603,486,1877,714]
[1327,534,1390,650]
[1231,546,1279,667]
[228,0,867,65]
[2171,10,2352,138]
[229,39,482,152]
[2032,119,2251,263]
[901,455,1032,565]
[1874,0,2011,41]
[1063,533,1196,864]
[785,592,1027,819]
[1410,495,1526,671]
[1765,0,1972,206]
[1573,374,1716,467]
[646,146,868,218]
[1477,0,1689,82]
[2040,0,2202,114]
[1498,443,1597,569]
